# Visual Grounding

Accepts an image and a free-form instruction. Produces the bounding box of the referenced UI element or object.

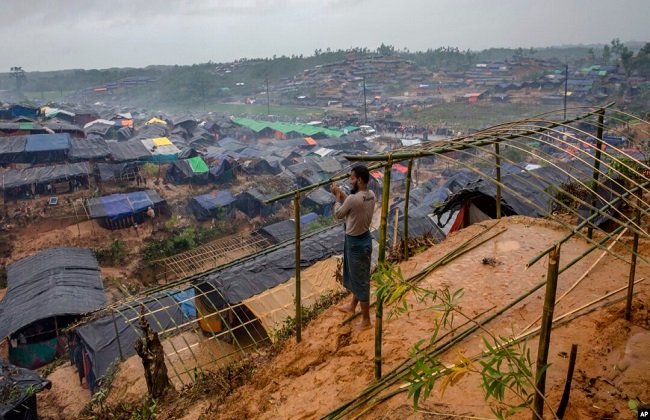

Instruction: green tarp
[188,156,209,173]
[231,118,345,138]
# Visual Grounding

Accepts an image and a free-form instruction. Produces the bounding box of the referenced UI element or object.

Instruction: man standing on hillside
[331,165,376,329]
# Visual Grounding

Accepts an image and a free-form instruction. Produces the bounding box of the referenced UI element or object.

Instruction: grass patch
[400,102,558,131]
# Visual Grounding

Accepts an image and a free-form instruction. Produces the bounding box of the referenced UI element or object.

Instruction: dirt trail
[173,216,649,419]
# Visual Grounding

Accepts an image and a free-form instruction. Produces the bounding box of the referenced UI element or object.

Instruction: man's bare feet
[355,320,371,331]
[336,305,356,314]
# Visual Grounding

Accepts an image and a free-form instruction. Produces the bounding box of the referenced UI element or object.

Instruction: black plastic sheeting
[432,164,623,226]
[107,140,150,162]
[0,248,106,339]
[259,219,295,244]
[195,224,344,307]
[0,162,90,190]
[0,360,51,419]
[69,138,110,160]
[76,292,188,381]
[95,162,141,182]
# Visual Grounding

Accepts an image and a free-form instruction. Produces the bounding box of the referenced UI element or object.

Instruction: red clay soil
[170,217,650,419]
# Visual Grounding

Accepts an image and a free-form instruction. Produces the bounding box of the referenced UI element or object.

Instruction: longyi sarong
[343,231,372,302]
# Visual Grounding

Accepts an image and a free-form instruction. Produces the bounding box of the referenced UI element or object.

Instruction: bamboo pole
[111,309,125,361]
[625,192,642,320]
[495,142,502,219]
[403,159,414,260]
[375,162,392,380]
[587,108,605,239]
[556,344,578,419]
[533,244,561,420]
[392,207,399,250]
[294,191,302,343]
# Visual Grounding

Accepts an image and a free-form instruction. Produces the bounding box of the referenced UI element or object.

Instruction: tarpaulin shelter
[107,140,150,162]
[258,213,321,244]
[76,291,189,383]
[94,162,141,183]
[231,117,345,139]
[1,162,91,199]
[302,188,336,216]
[189,190,236,221]
[234,188,278,218]
[0,360,52,420]
[69,137,110,160]
[141,137,181,163]
[167,156,209,184]
[208,155,237,183]
[0,248,105,369]
[193,224,344,336]
[431,164,621,233]
[0,133,71,164]
[86,189,167,230]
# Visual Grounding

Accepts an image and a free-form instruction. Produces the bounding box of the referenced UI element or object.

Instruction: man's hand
[330,184,346,202]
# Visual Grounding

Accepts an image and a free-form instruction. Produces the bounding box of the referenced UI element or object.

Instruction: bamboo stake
[328,286,640,420]
[556,344,578,419]
[533,243,560,420]
[558,223,627,275]
[521,227,627,334]
[588,108,606,239]
[375,162,392,380]
[392,207,399,250]
[294,191,302,343]
[403,159,413,260]
[495,142,502,219]
[625,192,642,320]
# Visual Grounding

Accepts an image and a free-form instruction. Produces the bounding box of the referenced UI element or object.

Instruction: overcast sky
[2,0,649,72]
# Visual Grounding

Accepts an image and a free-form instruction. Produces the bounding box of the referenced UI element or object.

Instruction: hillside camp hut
[431,163,621,234]
[301,188,336,216]
[0,360,52,420]
[75,290,191,391]
[234,188,277,218]
[86,189,167,230]
[1,162,91,201]
[167,156,210,184]
[258,213,320,244]
[193,224,345,337]
[189,190,236,221]
[0,248,106,369]
[208,155,237,183]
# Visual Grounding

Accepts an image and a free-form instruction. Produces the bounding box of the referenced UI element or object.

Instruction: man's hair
[351,165,370,184]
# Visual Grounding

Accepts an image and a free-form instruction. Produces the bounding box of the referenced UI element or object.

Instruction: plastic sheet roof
[0,248,105,338]
[231,118,344,138]
[0,162,90,189]
[87,189,165,219]
[195,224,344,306]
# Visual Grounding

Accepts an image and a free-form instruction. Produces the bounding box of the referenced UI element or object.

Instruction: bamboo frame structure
[587,108,606,239]
[403,158,414,260]
[294,192,302,342]
[625,191,642,320]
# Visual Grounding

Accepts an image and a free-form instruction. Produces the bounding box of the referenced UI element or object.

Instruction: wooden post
[556,344,578,419]
[403,159,414,260]
[111,309,125,361]
[294,191,302,343]
[533,244,560,420]
[375,162,392,380]
[587,108,605,239]
[625,192,642,320]
[495,142,502,219]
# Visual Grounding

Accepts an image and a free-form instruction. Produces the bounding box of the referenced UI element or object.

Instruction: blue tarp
[127,191,154,213]
[100,195,132,219]
[24,133,71,152]
[172,289,197,319]
[300,212,318,225]
[194,190,235,210]
[87,190,163,220]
